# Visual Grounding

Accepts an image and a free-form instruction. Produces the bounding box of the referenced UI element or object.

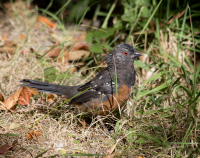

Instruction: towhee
[21,43,142,116]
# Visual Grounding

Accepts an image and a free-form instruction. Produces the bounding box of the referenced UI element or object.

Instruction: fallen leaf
[168,10,185,24]
[68,50,90,61]
[27,130,42,139]
[18,86,33,105]
[46,43,90,63]
[71,42,89,52]
[45,45,70,64]
[57,52,70,64]
[8,122,21,130]
[0,93,5,102]
[47,94,57,103]
[68,42,90,61]
[0,140,18,155]
[0,47,15,54]
[37,15,56,29]
[0,104,7,111]
[46,45,63,57]
[28,88,39,95]
[0,144,10,155]
[3,87,23,110]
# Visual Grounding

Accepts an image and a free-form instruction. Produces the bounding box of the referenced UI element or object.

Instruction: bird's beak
[131,51,142,58]
[134,51,142,57]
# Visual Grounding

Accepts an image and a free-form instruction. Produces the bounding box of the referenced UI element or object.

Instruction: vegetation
[0,0,200,157]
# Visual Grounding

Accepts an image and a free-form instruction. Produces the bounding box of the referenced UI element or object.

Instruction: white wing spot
[99,76,102,80]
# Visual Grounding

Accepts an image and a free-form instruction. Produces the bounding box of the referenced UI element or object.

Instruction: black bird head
[103,43,142,67]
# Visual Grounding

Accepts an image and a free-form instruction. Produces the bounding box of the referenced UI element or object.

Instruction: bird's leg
[97,115,110,135]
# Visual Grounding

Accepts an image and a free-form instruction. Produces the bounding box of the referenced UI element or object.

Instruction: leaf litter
[0,3,120,157]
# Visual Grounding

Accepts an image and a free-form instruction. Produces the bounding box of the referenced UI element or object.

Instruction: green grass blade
[101,0,117,29]
[136,0,163,43]
[137,79,173,99]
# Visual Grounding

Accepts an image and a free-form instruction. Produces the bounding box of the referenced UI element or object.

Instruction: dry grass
[0,8,130,158]
[0,2,199,158]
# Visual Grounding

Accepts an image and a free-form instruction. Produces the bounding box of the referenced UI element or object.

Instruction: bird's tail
[20,79,64,95]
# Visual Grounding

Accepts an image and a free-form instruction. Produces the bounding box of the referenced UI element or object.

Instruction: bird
[20,43,142,116]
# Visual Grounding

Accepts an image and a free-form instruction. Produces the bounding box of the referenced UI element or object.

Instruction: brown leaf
[45,45,69,64]
[3,87,23,110]
[58,53,70,64]
[0,140,18,155]
[176,10,186,19]
[0,144,10,155]
[68,42,90,61]
[27,130,42,139]
[47,94,57,103]
[46,46,63,57]
[18,86,33,105]
[37,15,56,29]
[68,50,90,61]
[0,47,15,55]
[0,93,5,102]
[73,31,87,42]
[168,10,185,24]
[28,88,39,95]
[71,42,89,51]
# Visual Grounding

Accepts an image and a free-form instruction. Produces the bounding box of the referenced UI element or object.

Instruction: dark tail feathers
[20,79,63,95]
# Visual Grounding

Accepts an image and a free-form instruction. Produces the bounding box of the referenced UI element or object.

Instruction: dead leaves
[18,86,37,105]
[37,15,56,29]
[168,10,185,24]
[68,42,90,61]
[27,130,42,140]
[0,86,37,111]
[0,93,5,102]
[46,41,90,64]
[0,140,18,155]
[2,87,22,110]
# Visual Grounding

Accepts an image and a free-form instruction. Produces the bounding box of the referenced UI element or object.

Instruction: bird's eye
[124,52,128,55]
